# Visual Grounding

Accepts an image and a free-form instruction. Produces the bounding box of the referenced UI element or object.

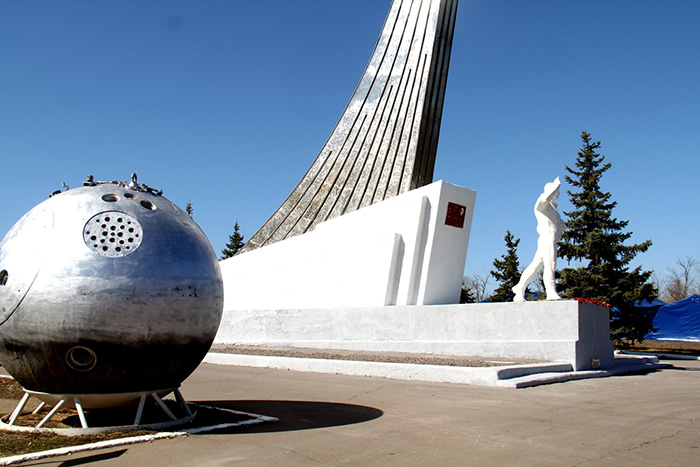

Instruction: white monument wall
[214,301,615,371]
[219,180,477,309]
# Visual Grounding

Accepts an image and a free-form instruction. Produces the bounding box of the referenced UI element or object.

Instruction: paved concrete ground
[16,359,700,466]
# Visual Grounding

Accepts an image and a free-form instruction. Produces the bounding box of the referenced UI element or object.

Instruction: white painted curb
[203,352,571,387]
[0,432,184,466]
[0,402,276,466]
[203,352,669,389]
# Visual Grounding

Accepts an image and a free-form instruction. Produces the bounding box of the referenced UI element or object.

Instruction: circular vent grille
[83,211,143,257]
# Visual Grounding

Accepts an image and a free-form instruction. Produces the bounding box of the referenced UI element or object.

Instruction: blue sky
[1,0,698,292]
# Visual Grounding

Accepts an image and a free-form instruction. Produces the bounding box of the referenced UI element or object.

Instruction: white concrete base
[214,300,615,371]
[203,353,665,388]
[220,180,476,309]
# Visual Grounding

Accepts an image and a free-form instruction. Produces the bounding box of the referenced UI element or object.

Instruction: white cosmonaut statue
[512,177,564,301]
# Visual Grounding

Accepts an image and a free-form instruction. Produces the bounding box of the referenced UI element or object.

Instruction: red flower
[571,297,611,307]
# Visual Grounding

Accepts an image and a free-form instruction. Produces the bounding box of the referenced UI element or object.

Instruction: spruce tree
[460,277,477,304]
[221,222,245,259]
[460,286,476,304]
[489,230,523,302]
[558,131,656,345]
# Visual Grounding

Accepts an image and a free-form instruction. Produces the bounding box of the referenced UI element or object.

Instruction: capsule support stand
[0,387,195,434]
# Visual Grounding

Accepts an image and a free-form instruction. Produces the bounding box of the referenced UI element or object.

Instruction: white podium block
[214,301,614,371]
[220,180,476,309]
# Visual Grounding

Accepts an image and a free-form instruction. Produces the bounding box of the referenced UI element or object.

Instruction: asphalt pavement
[14,358,700,466]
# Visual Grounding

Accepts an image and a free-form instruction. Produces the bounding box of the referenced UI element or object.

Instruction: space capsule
[0,175,223,405]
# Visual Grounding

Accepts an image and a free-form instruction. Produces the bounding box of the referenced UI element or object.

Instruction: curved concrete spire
[243,0,459,252]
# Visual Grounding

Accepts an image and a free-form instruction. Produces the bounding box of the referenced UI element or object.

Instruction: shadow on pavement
[193,400,383,434]
[56,449,127,466]
[664,364,700,372]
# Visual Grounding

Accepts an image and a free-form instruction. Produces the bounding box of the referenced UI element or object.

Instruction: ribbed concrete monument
[243,0,459,252]
[217,0,617,377]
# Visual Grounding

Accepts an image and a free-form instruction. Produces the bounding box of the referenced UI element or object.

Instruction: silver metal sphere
[0,179,223,402]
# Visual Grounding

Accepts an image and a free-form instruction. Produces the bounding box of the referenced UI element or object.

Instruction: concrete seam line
[0,432,185,466]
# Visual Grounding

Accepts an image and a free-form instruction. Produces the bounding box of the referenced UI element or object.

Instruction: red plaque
[445,202,466,228]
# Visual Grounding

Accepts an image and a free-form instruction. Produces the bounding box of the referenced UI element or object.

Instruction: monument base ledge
[214,300,615,372]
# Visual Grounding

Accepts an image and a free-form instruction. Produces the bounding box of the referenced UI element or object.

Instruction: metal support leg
[173,389,192,416]
[134,394,147,426]
[37,397,68,428]
[32,401,46,415]
[8,392,30,426]
[74,397,88,428]
[151,393,177,421]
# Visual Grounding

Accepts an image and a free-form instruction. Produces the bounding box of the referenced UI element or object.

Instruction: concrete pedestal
[214,301,615,371]
[220,180,476,309]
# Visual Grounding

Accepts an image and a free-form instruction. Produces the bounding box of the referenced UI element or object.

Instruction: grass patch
[0,378,25,400]
[0,430,149,458]
[623,340,700,356]
[0,376,267,459]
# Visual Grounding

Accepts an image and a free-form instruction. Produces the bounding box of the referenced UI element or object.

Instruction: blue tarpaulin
[636,298,667,310]
[645,295,700,342]
[635,298,666,320]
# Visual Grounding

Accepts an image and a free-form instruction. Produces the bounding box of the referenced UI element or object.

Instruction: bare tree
[661,256,699,302]
[461,273,490,303]
[529,269,546,299]
[650,270,664,298]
